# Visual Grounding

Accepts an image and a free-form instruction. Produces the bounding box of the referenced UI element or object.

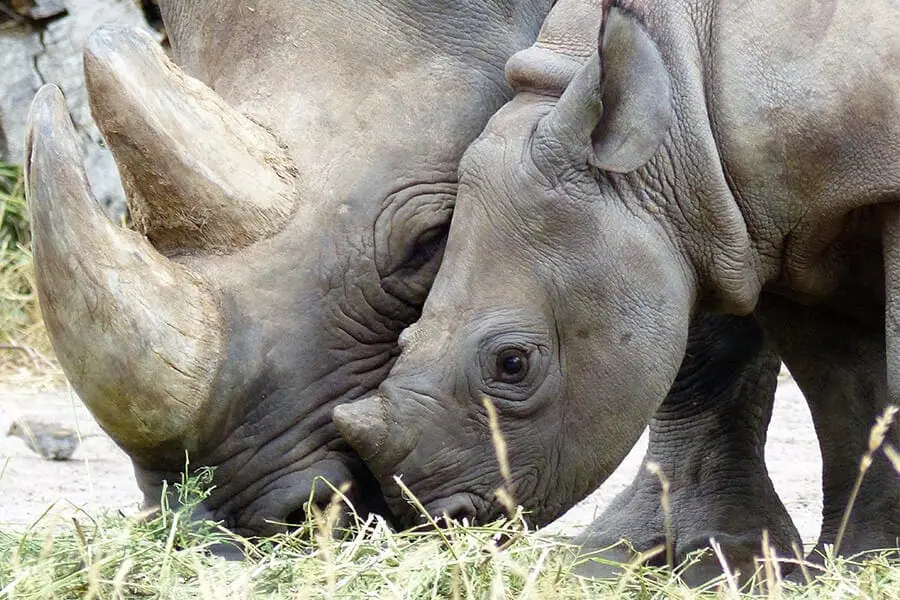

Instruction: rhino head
[334,0,702,527]
[25,0,553,535]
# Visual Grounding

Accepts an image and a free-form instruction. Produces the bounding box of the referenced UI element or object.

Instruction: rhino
[333,0,900,572]
[22,0,821,568]
[24,0,557,536]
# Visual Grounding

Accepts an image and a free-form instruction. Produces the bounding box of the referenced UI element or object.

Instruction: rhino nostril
[284,507,307,527]
[430,494,477,527]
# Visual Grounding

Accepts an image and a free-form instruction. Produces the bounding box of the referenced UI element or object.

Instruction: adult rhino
[25,0,557,535]
[334,0,900,574]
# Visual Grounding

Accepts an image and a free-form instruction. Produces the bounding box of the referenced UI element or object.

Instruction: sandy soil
[0,376,823,545]
[0,384,141,528]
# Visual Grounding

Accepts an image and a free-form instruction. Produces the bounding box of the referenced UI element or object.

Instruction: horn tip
[28,83,67,128]
[25,84,72,173]
[84,24,154,54]
[83,25,160,78]
[31,82,65,105]
[24,80,100,229]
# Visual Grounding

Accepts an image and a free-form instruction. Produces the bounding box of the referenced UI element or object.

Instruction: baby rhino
[334,0,900,567]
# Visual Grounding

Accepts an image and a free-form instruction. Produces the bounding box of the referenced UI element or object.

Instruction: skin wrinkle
[628,131,719,307]
[462,146,584,277]
[327,253,408,346]
[214,401,335,486]
[197,337,398,516]
[221,445,341,519]
[608,9,760,310]
[628,144,703,310]
[425,477,496,516]
[696,0,771,271]
[373,180,457,308]
[209,444,353,523]
[252,436,360,499]
[413,459,498,503]
[348,348,400,378]
[40,0,559,535]
[371,1,548,87]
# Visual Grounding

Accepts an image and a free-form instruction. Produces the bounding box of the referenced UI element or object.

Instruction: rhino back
[615,0,900,304]
[703,0,900,295]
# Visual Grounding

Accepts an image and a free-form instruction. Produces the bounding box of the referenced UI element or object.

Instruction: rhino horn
[505,0,607,95]
[533,0,671,173]
[25,85,224,452]
[83,26,298,256]
[333,396,415,474]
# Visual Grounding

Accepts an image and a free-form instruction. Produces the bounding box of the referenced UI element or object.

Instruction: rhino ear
[535,8,673,174]
[589,9,673,173]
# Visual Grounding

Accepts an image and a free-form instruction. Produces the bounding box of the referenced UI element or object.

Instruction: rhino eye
[496,348,529,383]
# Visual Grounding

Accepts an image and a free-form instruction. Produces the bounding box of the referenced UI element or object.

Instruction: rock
[5,0,67,22]
[7,418,80,460]
[26,1,67,21]
[0,0,160,221]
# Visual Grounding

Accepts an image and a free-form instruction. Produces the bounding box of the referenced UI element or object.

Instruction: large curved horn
[83,26,298,256]
[25,85,224,452]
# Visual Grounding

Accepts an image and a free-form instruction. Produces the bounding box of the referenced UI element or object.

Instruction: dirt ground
[0,375,823,546]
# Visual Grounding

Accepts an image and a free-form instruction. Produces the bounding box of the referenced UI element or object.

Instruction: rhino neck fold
[607,1,764,315]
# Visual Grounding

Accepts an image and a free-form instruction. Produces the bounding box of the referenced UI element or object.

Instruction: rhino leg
[574,313,800,585]
[756,295,900,562]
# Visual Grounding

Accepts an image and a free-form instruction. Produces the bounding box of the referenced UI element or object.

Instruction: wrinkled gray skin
[574,313,800,584]
[335,0,900,572]
[25,0,555,536]
[23,0,791,562]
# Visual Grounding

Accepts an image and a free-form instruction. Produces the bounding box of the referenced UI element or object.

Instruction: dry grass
[1,160,898,598]
[0,469,898,600]
[0,162,61,384]
[4,396,893,598]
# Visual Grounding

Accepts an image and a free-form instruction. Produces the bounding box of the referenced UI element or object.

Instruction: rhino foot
[572,464,800,586]
[755,295,900,572]
[804,470,900,571]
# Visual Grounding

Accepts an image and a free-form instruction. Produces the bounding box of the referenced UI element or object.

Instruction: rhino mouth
[212,457,390,538]
[422,493,481,526]
[389,490,501,531]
